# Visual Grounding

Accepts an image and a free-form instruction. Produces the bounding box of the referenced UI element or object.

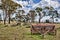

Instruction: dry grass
[0,23,60,40]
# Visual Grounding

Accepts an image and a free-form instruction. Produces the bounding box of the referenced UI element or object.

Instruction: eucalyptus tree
[45,6,56,23]
[1,0,22,24]
[29,10,36,23]
[45,6,54,11]
[44,6,50,10]
[16,10,25,22]
[44,6,54,10]
[35,7,42,23]
[55,10,59,17]
[21,10,25,15]
[1,0,7,24]
[25,13,31,22]
[21,10,26,22]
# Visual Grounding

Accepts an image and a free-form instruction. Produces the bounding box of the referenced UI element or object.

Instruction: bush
[46,20,49,23]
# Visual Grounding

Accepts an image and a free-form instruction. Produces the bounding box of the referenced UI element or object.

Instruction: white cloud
[44,0,60,8]
[12,0,60,13]
[12,0,29,8]
[57,9,60,14]
[50,1,60,8]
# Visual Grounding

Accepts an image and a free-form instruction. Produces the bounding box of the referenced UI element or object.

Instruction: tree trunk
[39,17,40,23]
[3,9,7,24]
[8,13,10,24]
[4,17,6,24]
[39,13,41,23]
[3,10,5,24]
[31,18,34,23]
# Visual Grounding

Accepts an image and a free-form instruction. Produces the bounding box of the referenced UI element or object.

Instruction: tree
[0,14,2,21]
[15,10,25,23]
[1,0,22,24]
[25,13,31,23]
[55,10,59,17]
[45,6,54,10]
[21,10,25,14]
[35,7,42,23]
[29,10,36,23]
[44,6,50,10]
[1,0,7,24]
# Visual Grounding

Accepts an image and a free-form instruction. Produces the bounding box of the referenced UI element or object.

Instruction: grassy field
[0,23,60,40]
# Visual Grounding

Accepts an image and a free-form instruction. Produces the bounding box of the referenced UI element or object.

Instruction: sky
[0,0,60,21]
[21,0,41,3]
[12,0,60,13]
[13,0,60,9]
[0,0,60,14]
[12,0,60,22]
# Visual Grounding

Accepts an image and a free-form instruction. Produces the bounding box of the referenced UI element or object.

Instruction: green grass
[23,27,56,40]
[0,23,60,40]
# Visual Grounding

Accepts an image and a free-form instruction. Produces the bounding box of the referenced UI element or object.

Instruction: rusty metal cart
[31,23,57,36]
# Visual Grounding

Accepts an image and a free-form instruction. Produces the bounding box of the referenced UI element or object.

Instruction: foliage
[1,0,22,24]
[35,7,42,23]
[29,10,36,22]
[35,7,42,13]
